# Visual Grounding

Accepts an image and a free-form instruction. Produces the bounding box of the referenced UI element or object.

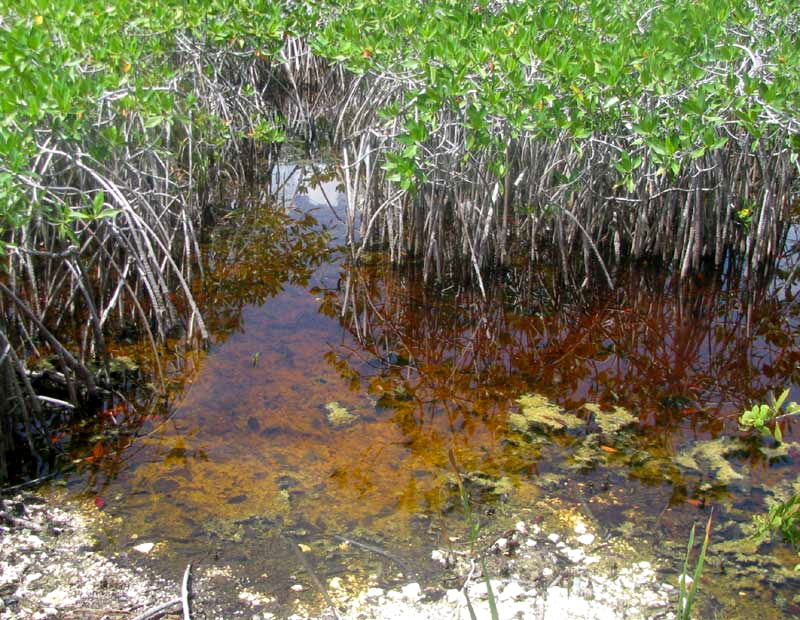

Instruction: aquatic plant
[739,388,800,444]
[677,511,713,620]
[740,390,800,569]
[752,493,800,559]
[448,449,499,620]
[511,394,583,434]
[325,401,359,427]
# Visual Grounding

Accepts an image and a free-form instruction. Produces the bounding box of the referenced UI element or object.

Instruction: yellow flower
[33,15,44,26]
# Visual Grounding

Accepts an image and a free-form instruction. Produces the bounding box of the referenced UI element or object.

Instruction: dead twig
[0,510,43,531]
[130,598,181,620]
[285,535,342,620]
[333,534,415,576]
[64,608,131,617]
[181,563,192,620]
[0,471,61,495]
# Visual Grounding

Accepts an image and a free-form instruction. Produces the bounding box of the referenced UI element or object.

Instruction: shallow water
[59,162,800,618]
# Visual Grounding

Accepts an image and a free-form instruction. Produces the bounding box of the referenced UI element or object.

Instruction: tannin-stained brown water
[56,163,800,618]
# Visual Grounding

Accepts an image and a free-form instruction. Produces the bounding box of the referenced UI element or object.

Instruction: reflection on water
[63,163,800,618]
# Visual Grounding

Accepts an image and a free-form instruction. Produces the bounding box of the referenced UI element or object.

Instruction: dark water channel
[61,163,800,618]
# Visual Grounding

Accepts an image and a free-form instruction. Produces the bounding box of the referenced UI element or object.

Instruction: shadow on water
[55,162,800,618]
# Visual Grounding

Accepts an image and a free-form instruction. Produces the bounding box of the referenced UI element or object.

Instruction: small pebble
[471,579,503,598]
[446,589,461,604]
[431,549,447,564]
[563,547,586,563]
[328,577,343,590]
[401,582,421,599]
[502,581,525,600]
[24,572,43,585]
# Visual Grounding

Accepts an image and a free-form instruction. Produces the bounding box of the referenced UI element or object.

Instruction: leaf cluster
[303,0,799,193]
[738,388,799,444]
[0,0,288,243]
[739,389,800,568]
[752,493,800,552]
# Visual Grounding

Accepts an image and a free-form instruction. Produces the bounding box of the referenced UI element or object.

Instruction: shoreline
[1,488,679,620]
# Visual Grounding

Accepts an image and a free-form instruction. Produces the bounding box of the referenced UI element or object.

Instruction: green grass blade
[464,591,479,620]
[481,557,500,620]
[678,510,713,620]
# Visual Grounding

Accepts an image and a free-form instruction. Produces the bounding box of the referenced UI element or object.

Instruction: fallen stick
[181,563,192,620]
[65,608,130,617]
[285,535,342,620]
[0,471,62,495]
[333,534,414,576]
[130,598,181,620]
[0,511,43,531]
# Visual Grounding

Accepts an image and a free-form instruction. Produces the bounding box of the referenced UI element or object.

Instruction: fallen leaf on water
[92,441,105,460]
[600,445,618,453]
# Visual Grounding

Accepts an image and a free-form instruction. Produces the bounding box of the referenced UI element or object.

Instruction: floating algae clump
[509,394,583,434]
[325,402,358,427]
[583,403,638,434]
[758,440,800,463]
[675,437,748,486]
[444,471,515,503]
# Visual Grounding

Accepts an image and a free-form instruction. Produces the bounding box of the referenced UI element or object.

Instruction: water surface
[63,163,800,618]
